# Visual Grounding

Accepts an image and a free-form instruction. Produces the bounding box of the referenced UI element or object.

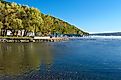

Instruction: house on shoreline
[0,29,36,37]
[0,28,84,38]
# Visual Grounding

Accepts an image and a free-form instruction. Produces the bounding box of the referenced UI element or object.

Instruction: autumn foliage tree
[0,0,88,36]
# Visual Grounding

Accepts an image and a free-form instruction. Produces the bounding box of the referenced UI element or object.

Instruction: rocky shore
[0,37,69,43]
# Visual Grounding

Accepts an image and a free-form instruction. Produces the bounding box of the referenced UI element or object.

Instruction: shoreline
[0,36,69,43]
[1,35,121,43]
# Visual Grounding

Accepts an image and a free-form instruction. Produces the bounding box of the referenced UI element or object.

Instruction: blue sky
[7,0,121,33]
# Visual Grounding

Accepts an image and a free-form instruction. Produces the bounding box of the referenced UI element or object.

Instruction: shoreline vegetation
[0,0,89,42]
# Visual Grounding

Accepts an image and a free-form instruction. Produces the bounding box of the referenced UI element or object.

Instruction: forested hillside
[0,0,88,36]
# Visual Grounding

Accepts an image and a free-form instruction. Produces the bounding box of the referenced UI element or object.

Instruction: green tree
[0,0,88,37]
[0,22,3,35]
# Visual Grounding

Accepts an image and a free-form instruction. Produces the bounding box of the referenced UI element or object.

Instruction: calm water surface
[0,39,121,80]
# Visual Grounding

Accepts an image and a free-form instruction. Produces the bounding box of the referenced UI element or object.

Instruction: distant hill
[90,32,121,36]
[0,0,89,36]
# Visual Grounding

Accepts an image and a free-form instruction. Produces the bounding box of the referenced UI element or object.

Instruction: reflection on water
[0,40,121,80]
[0,43,53,76]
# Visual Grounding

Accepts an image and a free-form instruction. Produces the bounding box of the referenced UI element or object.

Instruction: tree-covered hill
[0,0,89,36]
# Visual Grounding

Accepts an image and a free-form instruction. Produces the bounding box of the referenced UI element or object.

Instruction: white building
[6,30,12,36]
[27,32,35,37]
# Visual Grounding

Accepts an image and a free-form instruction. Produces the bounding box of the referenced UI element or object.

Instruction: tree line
[0,0,89,36]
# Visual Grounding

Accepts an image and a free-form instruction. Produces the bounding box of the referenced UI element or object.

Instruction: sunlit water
[0,39,121,80]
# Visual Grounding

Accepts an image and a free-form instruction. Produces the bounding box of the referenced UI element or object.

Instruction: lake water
[0,39,121,80]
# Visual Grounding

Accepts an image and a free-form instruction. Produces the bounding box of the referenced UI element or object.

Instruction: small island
[0,0,88,42]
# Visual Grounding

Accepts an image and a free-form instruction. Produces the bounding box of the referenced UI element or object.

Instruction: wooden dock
[0,37,69,43]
